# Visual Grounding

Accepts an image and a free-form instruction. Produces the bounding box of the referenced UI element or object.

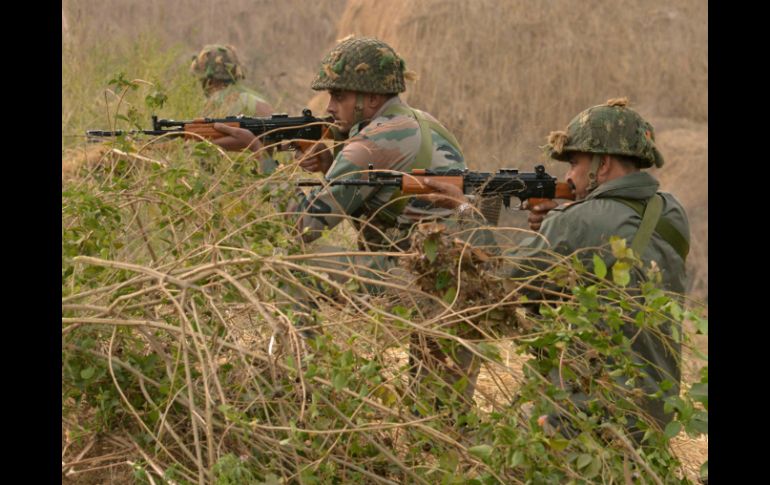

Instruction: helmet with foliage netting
[311,36,412,94]
[544,98,664,168]
[190,44,245,83]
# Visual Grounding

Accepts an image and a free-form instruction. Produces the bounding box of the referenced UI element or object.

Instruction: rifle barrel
[85,129,180,137]
[297,179,401,187]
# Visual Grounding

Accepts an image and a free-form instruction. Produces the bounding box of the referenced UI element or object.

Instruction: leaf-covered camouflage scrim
[311,36,409,94]
[189,44,245,83]
[544,98,665,168]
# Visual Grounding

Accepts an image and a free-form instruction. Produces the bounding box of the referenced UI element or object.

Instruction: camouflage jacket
[296,96,465,250]
[508,171,690,428]
[202,83,273,118]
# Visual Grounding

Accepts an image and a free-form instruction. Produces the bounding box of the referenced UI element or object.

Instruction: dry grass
[335,0,707,168]
[333,0,708,300]
[62,0,708,163]
[63,0,347,113]
[671,433,708,483]
[63,0,708,300]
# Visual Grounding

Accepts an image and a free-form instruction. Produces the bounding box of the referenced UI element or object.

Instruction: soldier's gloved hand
[416,178,468,209]
[211,123,263,152]
[296,141,334,173]
[527,199,559,231]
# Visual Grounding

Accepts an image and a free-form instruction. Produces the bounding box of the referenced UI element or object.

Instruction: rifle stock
[526,182,575,208]
[401,173,464,194]
[181,121,240,140]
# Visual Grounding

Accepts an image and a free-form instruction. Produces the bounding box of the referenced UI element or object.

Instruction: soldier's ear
[366,93,388,108]
[597,155,613,175]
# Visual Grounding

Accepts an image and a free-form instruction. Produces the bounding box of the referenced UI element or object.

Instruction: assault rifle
[86,108,332,147]
[298,164,575,209]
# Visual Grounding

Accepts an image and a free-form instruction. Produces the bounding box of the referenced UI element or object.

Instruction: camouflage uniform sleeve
[295,116,420,242]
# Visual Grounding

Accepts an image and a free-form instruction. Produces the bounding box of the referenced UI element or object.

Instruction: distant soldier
[422,98,691,438]
[190,44,273,117]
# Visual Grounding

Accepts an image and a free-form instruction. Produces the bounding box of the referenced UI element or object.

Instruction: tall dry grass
[63,0,707,169]
[335,0,707,168]
[63,0,346,113]
[333,0,708,300]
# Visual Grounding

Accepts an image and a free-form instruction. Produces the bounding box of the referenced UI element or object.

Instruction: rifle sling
[606,196,689,262]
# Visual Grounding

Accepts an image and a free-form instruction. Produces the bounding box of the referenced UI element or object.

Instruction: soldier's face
[565,153,593,200]
[325,90,385,134]
[325,90,357,134]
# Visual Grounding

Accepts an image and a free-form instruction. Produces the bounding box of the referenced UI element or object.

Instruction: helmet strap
[587,154,603,193]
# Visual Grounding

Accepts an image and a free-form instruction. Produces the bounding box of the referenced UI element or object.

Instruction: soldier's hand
[527,199,559,231]
[296,142,334,173]
[416,177,468,209]
[211,123,263,152]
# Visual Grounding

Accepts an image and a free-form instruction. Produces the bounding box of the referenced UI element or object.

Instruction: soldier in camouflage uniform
[297,36,466,251]
[213,36,466,251]
[193,44,292,171]
[190,44,273,117]
[423,98,690,437]
[211,36,478,410]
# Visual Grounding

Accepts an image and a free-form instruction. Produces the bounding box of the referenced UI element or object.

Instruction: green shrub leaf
[592,254,607,279]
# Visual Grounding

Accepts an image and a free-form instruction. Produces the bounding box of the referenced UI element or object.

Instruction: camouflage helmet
[190,44,245,83]
[544,98,664,168]
[311,36,413,94]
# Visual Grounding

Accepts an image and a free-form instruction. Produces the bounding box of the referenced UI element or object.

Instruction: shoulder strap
[608,196,690,262]
[631,194,663,258]
[381,104,463,167]
[371,104,464,225]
